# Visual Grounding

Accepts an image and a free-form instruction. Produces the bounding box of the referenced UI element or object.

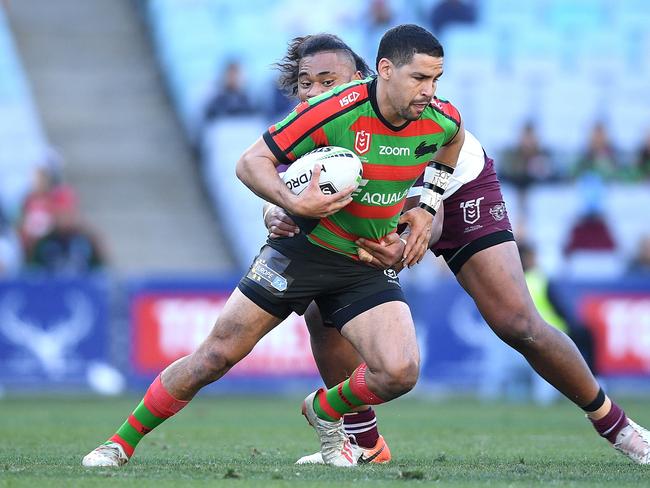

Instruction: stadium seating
[0,7,49,219]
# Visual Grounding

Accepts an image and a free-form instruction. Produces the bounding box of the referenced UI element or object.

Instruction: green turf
[1,395,649,487]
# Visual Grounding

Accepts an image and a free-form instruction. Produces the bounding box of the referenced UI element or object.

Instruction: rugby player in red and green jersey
[82,24,465,468]
[264,35,650,466]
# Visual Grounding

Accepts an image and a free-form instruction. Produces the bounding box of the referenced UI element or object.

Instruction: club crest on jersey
[460,197,484,224]
[489,203,507,221]
[354,130,371,155]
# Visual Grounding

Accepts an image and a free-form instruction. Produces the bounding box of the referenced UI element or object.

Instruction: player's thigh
[201,287,283,362]
[455,241,538,334]
[305,301,356,348]
[340,300,419,374]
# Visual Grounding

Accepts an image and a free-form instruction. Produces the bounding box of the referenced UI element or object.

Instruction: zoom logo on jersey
[379,145,410,156]
[339,91,360,107]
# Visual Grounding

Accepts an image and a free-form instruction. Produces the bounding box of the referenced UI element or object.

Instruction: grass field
[1,395,649,487]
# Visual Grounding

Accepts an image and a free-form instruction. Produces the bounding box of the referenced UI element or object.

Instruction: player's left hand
[356,233,405,269]
[264,204,300,238]
[398,207,433,267]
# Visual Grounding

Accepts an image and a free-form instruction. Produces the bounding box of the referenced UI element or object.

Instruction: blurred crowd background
[0,0,648,400]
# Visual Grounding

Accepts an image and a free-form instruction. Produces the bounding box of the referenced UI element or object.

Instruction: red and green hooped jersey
[263,77,461,259]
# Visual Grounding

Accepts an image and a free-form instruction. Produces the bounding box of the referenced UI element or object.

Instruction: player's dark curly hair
[274,33,373,97]
[376,24,443,69]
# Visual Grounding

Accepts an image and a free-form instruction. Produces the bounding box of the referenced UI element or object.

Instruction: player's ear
[352,70,363,80]
[377,58,392,80]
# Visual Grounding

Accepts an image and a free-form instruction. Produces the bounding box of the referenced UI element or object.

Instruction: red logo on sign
[355,130,371,154]
[130,292,318,376]
[581,295,650,374]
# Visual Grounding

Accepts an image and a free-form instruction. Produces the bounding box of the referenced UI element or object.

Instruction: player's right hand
[289,164,355,218]
[264,204,300,238]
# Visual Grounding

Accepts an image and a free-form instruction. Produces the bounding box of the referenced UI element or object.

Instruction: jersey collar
[368,77,411,133]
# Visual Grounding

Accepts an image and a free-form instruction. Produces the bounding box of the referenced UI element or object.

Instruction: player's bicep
[244,136,281,167]
[236,136,281,184]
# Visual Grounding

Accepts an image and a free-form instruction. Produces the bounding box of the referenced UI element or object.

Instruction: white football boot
[612,419,650,465]
[82,442,129,467]
[295,451,325,465]
[296,434,391,465]
[301,389,359,467]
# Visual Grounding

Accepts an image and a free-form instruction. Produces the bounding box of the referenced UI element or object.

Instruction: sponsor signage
[580,295,650,374]
[130,286,318,378]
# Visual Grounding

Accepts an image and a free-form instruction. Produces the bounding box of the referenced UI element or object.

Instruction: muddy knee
[191,328,253,386]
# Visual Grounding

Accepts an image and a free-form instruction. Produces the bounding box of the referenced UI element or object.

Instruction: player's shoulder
[301,77,372,111]
[426,96,461,127]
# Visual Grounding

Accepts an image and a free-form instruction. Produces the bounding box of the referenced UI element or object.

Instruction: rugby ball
[282,146,363,195]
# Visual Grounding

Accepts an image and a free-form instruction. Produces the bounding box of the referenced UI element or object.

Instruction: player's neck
[375,79,407,127]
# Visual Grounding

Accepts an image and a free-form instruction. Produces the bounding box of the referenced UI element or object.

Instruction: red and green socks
[109,375,189,457]
[313,363,384,422]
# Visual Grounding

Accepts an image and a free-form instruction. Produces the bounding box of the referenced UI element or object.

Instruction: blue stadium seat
[0,7,49,218]
[545,0,607,32]
[201,117,269,268]
[480,0,541,30]
[526,185,581,276]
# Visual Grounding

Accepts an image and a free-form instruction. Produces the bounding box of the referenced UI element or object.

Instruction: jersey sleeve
[263,101,314,164]
[430,97,462,146]
[263,80,369,165]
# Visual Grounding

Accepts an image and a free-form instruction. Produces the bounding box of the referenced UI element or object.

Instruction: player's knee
[492,307,545,351]
[193,333,249,383]
[188,345,231,384]
[379,358,419,396]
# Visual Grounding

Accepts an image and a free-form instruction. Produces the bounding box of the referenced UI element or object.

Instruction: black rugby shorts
[238,233,406,330]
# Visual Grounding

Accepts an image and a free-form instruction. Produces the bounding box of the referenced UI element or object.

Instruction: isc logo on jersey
[339,91,360,107]
[379,145,410,156]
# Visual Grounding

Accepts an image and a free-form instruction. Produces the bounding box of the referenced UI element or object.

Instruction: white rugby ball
[282,146,363,195]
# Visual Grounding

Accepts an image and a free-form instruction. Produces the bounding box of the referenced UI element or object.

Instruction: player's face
[297,51,361,102]
[380,53,444,124]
